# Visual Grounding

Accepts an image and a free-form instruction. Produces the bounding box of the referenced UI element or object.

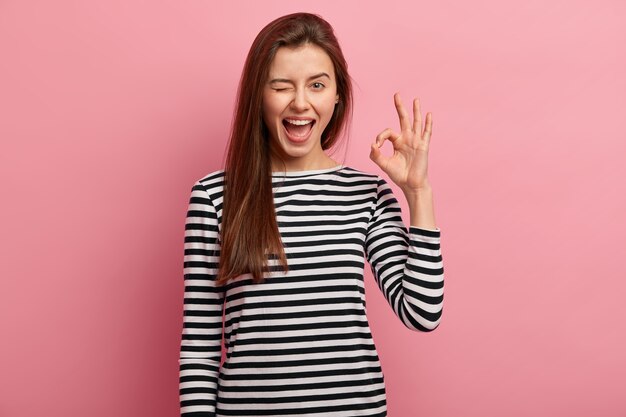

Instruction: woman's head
[219,13,352,285]
[262,42,339,170]
[234,12,353,169]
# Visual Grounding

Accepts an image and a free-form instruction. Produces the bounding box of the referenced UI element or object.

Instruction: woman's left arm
[365,93,443,332]
[370,92,437,230]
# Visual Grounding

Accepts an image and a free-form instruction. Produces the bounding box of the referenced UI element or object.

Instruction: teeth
[285,119,313,126]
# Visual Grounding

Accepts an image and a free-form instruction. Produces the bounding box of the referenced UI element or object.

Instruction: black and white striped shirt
[179,165,444,416]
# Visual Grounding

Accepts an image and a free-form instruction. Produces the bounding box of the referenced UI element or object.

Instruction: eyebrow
[269,72,331,84]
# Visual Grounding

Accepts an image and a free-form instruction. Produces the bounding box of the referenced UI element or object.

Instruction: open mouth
[282,118,315,139]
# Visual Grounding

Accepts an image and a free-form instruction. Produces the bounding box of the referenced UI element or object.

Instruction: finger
[375,128,401,147]
[423,112,433,142]
[412,98,422,135]
[394,92,411,132]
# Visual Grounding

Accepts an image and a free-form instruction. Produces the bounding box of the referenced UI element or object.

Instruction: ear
[335,94,339,104]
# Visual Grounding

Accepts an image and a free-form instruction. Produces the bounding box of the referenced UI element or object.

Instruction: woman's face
[262,43,339,171]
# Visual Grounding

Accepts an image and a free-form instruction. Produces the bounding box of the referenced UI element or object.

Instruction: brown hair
[217,12,353,285]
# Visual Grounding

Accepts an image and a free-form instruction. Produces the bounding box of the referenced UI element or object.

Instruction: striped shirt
[179,165,444,417]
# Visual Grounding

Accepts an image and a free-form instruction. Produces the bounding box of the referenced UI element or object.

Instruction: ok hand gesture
[370,93,433,193]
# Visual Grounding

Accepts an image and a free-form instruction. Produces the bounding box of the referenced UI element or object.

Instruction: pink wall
[1,1,625,416]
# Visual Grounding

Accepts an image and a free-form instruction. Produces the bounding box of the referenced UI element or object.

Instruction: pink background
[1,1,625,416]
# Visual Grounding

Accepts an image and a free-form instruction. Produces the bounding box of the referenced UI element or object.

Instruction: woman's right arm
[179,180,225,417]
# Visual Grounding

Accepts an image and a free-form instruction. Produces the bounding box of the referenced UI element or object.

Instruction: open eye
[311,82,325,90]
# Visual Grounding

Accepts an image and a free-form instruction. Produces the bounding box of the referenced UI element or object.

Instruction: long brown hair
[217,12,353,285]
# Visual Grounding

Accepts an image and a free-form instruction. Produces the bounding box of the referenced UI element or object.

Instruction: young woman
[179,12,444,417]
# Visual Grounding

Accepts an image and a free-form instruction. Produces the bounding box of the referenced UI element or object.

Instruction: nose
[290,88,310,112]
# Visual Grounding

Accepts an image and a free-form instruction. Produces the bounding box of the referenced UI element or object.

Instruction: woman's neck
[271,156,340,172]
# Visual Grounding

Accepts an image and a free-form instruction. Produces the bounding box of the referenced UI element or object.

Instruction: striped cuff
[409,226,441,237]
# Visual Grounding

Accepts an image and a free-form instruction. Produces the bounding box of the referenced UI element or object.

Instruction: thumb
[369,141,388,169]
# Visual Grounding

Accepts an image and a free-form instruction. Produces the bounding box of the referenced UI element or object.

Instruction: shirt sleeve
[365,176,444,331]
[179,180,225,416]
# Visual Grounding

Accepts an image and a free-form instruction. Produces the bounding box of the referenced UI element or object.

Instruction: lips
[282,118,315,143]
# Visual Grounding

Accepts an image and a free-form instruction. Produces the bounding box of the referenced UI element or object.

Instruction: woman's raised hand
[370,92,433,193]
